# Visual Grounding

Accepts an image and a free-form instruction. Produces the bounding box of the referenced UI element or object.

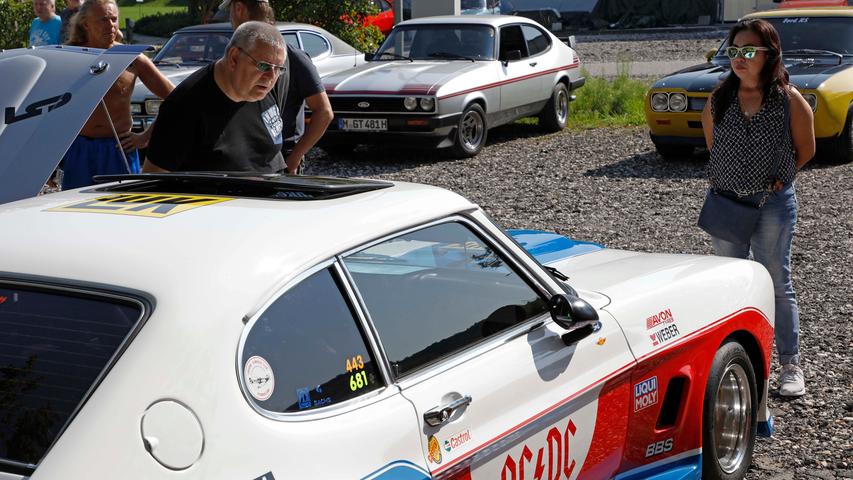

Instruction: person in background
[223,0,333,174]
[700,19,815,397]
[62,0,173,189]
[59,0,81,43]
[29,0,61,46]
[143,21,289,173]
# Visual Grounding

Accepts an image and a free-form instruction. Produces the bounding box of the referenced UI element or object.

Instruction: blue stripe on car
[361,460,430,480]
[508,229,604,264]
[614,451,702,480]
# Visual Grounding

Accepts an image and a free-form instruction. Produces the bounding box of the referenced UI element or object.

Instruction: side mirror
[365,52,375,61]
[567,35,577,50]
[548,294,600,346]
[505,49,523,62]
[705,48,717,62]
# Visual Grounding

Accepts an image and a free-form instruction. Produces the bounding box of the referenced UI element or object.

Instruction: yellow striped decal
[47,193,233,218]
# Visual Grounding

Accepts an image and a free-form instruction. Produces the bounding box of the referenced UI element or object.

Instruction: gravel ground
[574,34,726,64]
[303,96,852,478]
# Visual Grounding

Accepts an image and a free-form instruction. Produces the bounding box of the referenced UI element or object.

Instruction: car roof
[0,180,476,303]
[173,22,360,55]
[746,6,853,17]
[397,14,540,28]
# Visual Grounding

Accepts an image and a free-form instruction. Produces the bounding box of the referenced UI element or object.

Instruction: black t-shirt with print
[146,63,285,173]
[281,45,325,144]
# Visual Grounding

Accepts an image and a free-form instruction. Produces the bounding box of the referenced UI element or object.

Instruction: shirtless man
[61,0,173,189]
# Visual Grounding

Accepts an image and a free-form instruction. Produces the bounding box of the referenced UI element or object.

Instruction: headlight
[403,97,417,111]
[651,92,669,112]
[145,99,162,115]
[802,93,817,112]
[668,93,688,112]
[130,103,142,114]
[419,97,435,111]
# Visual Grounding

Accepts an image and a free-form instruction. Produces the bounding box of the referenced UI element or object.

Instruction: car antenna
[100,99,132,174]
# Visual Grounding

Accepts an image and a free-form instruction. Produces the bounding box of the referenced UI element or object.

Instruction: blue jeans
[711,182,800,366]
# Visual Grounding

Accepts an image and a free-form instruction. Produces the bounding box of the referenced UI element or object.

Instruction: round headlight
[668,93,687,112]
[130,103,142,114]
[419,97,435,111]
[403,97,417,111]
[651,93,669,112]
[145,99,162,115]
[802,93,817,112]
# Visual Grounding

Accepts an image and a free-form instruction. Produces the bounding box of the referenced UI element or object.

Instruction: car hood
[0,45,151,205]
[131,64,202,102]
[324,60,486,95]
[652,58,853,91]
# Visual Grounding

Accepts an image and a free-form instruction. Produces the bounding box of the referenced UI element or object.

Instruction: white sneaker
[778,364,806,397]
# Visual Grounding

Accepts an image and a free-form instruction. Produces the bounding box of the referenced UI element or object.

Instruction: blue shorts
[61,135,140,190]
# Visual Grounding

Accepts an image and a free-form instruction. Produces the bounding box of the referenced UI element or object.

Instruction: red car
[367,0,394,35]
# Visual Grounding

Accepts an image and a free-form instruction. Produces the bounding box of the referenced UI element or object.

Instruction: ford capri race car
[321,15,585,157]
[0,47,773,479]
[645,6,853,163]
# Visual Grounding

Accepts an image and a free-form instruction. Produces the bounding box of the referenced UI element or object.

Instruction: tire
[653,142,694,160]
[451,104,488,158]
[830,104,853,163]
[539,83,570,133]
[702,341,758,480]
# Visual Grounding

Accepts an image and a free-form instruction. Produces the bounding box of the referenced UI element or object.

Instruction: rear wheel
[653,142,694,160]
[451,104,487,158]
[702,341,757,480]
[539,83,570,133]
[830,104,853,163]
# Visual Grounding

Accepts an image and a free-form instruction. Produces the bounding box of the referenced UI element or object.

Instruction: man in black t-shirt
[223,0,333,174]
[142,21,288,173]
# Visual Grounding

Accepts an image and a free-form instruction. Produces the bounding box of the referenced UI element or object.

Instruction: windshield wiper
[428,52,476,62]
[154,59,182,67]
[784,49,844,64]
[375,52,414,62]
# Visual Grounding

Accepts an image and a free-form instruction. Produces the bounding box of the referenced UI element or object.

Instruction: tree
[271,0,384,52]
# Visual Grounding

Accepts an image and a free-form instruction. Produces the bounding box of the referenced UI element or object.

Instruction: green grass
[117,0,187,26]
[568,62,651,128]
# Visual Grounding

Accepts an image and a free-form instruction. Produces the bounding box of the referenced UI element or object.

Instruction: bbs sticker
[244,356,275,401]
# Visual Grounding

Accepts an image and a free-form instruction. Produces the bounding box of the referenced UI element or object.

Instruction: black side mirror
[504,49,522,62]
[365,52,375,61]
[548,293,600,346]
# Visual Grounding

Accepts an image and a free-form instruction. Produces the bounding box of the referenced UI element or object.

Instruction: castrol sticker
[244,356,275,401]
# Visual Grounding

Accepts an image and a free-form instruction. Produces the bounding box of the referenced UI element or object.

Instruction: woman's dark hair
[712,18,789,124]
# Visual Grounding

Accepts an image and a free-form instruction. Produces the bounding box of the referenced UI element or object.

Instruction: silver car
[321,15,584,157]
[131,22,364,132]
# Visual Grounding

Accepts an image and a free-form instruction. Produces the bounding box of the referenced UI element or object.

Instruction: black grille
[330,96,431,113]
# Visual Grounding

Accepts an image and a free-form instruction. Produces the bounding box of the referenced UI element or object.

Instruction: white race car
[0,46,774,480]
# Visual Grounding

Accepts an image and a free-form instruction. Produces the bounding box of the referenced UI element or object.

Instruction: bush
[1,0,38,49]
[569,62,651,128]
[133,10,195,37]
[273,0,384,53]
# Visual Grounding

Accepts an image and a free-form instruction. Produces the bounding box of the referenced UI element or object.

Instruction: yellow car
[645,6,853,163]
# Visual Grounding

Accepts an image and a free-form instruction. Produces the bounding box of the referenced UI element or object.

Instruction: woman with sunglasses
[701,19,815,398]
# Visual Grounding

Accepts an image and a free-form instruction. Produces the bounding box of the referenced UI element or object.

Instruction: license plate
[339,118,387,131]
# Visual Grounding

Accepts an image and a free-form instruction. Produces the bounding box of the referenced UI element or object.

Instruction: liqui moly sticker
[634,376,659,412]
[244,356,275,401]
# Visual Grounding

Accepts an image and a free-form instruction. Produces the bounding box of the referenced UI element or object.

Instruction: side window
[282,32,300,50]
[240,267,382,414]
[521,25,550,56]
[499,25,528,60]
[299,32,331,58]
[344,222,549,377]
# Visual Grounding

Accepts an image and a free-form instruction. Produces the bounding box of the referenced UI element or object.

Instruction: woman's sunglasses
[237,47,286,74]
[726,46,770,60]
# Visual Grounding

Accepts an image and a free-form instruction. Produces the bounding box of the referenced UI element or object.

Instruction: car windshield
[154,32,232,65]
[716,16,853,57]
[375,24,496,60]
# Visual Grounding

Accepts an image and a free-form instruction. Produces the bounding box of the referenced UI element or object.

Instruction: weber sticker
[244,356,275,401]
[650,324,680,347]
[48,193,233,218]
[634,376,659,412]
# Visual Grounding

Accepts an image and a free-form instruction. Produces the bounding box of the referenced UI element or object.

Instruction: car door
[498,24,543,117]
[341,218,635,480]
[520,24,555,102]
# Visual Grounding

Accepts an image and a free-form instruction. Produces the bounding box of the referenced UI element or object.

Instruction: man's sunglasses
[726,46,770,60]
[237,47,286,74]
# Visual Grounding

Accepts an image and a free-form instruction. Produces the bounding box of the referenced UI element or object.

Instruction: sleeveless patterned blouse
[708,86,796,195]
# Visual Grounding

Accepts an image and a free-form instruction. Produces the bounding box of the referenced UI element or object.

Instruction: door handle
[423,395,472,427]
[529,62,538,67]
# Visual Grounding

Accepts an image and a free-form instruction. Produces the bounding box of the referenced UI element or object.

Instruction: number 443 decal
[645,438,673,458]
